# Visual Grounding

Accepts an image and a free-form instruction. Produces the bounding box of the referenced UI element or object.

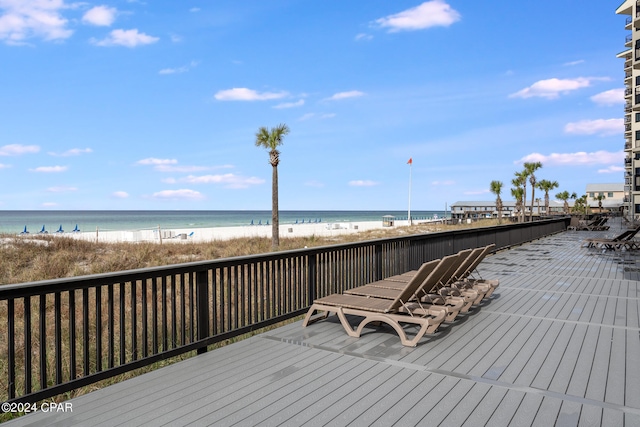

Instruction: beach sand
[49,219,433,243]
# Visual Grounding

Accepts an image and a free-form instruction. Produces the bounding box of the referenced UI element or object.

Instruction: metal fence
[0,218,569,404]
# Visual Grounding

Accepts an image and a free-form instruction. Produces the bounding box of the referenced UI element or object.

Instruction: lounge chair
[38,225,48,234]
[448,244,500,298]
[55,225,64,233]
[385,251,479,313]
[345,255,465,322]
[582,225,640,251]
[383,244,499,301]
[72,224,80,233]
[19,226,29,235]
[302,261,448,347]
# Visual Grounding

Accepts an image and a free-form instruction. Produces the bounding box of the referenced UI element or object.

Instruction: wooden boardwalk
[6,224,640,426]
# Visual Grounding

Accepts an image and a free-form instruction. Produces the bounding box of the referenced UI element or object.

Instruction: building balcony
[626,157,633,165]
[627,87,634,97]
[627,34,633,47]
[628,16,633,29]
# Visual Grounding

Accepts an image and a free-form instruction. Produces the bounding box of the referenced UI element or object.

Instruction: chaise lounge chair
[384,244,499,301]
[381,250,480,312]
[582,225,640,251]
[447,244,500,299]
[303,261,448,347]
[345,255,465,322]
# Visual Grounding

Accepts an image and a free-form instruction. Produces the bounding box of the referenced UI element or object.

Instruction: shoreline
[14,218,446,243]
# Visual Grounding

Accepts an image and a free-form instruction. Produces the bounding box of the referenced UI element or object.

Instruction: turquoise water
[0,210,448,234]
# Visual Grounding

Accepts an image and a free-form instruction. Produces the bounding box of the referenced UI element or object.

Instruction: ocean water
[0,210,447,234]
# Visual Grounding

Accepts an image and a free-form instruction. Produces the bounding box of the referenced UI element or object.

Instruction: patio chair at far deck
[576,217,601,231]
[345,255,464,322]
[303,260,448,347]
[582,225,640,250]
[589,217,609,231]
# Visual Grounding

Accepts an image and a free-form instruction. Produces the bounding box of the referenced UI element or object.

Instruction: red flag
[407,158,412,165]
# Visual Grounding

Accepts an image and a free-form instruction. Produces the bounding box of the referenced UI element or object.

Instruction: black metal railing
[0,218,569,404]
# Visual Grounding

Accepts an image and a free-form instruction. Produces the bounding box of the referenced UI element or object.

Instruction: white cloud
[320,113,336,119]
[563,60,585,66]
[509,77,606,99]
[47,186,77,192]
[349,180,378,187]
[91,29,159,47]
[137,158,178,166]
[0,163,11,169]
[181,174,265,189]
[159,60,198,75]
[374,1,461,32]
[326,90,365,101]
[564,118,623,136]
[0,144,39,156]
[189,7,200,13]
[214,88,288,101]
[0,0,73,45]
[50,147,93,156]
[590,89,624,106]
[42,202,58,207]
[355,33,373,41]
[432,180,455,186]
[516,150,624,166]
[597,165,625,174]
[30,165,68,173]
[151,189,204,200]
[112,191,129,198]
[273,99,304,109]
[82,5,117,26]
[299,113,315,121]
[305,180,324,188]
[155,165,212,173]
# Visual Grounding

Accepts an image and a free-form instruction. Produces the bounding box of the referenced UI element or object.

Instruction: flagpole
[408,158,412,226]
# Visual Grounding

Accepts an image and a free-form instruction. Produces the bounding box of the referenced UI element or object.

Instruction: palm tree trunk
[522,185,527,223]
[530,187,535,222]
[271,164,279,248]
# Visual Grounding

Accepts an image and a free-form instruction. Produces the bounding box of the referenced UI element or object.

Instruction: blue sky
[0,0,626,211]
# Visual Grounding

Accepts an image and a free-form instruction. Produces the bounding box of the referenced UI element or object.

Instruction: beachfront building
[585,183,625,212]
[617,1,638,218]
[450,200,569,220]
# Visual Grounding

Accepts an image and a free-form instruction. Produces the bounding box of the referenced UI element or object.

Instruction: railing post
[375,243,383,281]
[196,270,209,355]
[308,253,317,303]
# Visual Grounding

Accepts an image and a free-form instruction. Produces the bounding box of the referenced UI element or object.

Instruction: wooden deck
[6,223,640,426]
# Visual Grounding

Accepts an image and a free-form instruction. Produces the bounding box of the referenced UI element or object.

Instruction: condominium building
[617,1,637,217]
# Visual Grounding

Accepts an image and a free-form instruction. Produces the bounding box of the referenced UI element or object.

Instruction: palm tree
[512,173,527,222]
[524,162,542,222]
[255,123,290,248]
[490,180,504,224]
[537,179,559,216]
[511,186,524,221]
[555,191,570,214]
[593,194,606,212]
